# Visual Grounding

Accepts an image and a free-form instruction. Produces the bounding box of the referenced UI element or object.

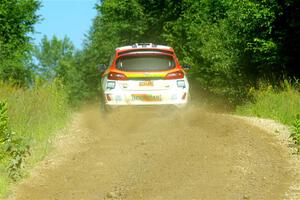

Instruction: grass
[0,81,70,198]
[236,80,300,152]
[0,169,8,197]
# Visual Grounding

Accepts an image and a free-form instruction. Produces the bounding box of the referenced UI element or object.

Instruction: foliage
[236,80,300,152]
[291,115,300,153]
[33,36,93,105]
[162,0,279,102]
[34,35,75,80]
[0,0,41,85]
[2,132,30,181]
[0,82,70,195]
[0,102,9,141]
[0,82,69,141]
[85,0,299,103]
[87,0,145,67]
[1,0,299,103]
[0,101,30,181]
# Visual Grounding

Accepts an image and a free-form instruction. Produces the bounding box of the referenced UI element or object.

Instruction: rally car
[100,43,190,109]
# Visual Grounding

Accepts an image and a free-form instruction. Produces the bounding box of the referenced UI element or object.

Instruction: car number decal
[139,81,153,87]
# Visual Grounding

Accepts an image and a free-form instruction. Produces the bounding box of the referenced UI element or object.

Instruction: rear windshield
[116,55,175,72]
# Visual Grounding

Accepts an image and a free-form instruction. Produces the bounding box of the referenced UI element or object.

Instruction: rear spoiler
[118,49,174,56]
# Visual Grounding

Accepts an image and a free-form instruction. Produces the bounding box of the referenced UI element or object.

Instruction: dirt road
[7,105,300,200]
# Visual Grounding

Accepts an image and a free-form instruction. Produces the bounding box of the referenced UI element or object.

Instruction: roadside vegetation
[236,81,300,152]
[0,0,299,197]
[0,82,69,196]
[1,0,75,197]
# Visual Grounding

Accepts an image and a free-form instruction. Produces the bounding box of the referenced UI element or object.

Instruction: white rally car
[100,43,190,109]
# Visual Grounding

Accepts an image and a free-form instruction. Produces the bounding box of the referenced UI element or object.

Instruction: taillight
[108,72,127,80]
[165,70,184,80]
[106,94,112,101]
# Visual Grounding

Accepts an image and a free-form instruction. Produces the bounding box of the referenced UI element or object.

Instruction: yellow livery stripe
[125,72,167,78]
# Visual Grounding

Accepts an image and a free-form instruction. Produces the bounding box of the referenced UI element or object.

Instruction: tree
[34,35,75,80]
[163,0,281,101]
[0,0,40,85]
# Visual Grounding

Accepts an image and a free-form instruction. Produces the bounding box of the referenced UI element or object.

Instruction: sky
[34,0,98,49]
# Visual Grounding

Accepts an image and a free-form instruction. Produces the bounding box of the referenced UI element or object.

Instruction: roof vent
[137,43,149,47]
[131,43,157,48]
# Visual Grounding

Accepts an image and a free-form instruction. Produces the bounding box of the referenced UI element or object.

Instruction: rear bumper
[104,89,189,106]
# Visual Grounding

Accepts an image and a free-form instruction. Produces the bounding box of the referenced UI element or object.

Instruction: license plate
[132,94,161,102]
[139,81,153,87]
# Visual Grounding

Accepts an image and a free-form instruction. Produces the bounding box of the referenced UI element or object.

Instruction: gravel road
[6,105,300,200]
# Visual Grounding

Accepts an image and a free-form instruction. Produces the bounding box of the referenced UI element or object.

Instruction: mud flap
[99,87,109,114]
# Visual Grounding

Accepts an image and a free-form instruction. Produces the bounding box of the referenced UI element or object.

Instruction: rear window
[116,55,175,72]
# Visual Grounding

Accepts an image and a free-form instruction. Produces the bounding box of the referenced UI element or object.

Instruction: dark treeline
[1,0,299,104]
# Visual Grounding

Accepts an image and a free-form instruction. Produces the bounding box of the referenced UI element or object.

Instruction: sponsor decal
[132,94,161,102]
